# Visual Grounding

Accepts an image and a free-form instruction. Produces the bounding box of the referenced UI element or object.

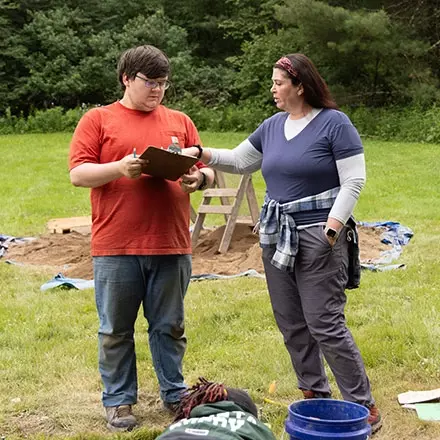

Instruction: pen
[133,148,136,158]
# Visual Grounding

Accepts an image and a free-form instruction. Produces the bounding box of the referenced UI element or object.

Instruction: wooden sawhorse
[191,171,260,253]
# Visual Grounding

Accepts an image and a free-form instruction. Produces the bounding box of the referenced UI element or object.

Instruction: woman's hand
[325,217,344,247]
[182,145,212,165]
[181,147,200,158]
[180,166,204,193]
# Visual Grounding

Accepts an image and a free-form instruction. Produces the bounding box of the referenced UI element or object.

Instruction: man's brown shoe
[105,405,137,432]
[163,400,180,415]
[367,404,382,434]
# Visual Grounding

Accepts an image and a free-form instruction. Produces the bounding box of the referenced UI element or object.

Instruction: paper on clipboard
[139,146,198,181]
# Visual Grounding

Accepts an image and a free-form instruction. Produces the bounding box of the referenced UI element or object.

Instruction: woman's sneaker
[105,405,137,432]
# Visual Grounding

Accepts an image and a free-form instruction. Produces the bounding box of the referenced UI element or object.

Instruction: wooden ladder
[191,171,260,253]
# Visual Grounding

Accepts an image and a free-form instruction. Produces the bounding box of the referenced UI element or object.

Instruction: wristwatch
[193,144,203,159]
[324,226,339,240]
[197,172,208,191]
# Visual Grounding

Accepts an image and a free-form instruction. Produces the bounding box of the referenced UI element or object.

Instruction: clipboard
[139,146,198,181]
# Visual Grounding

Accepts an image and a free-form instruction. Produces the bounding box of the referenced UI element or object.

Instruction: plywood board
[398,389,440,405]
[47,216,92,234]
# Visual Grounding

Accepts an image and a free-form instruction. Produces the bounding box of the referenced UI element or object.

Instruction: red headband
[275,57,298,79]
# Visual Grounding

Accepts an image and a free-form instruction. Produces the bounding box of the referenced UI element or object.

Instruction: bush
[171,93,273,133]
[26,107,67,133]
[0,108,19,135]
[171,93,221,131]
[1,102,439,144]
[0,106,89,135]
[345,105,440,143]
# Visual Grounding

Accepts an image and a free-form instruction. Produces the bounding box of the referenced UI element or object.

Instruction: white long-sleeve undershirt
[206,141,365,223]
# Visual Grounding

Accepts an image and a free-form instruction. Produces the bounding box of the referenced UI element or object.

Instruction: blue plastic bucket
[285,399,371,440]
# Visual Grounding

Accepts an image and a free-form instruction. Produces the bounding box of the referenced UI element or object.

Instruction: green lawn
[0,133,440,440]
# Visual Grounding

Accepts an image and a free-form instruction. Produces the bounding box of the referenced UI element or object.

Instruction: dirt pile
[4,224,388,279]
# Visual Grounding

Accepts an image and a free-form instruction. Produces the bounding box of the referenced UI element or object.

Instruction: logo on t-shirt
[184,428,210,436]
[169,411,258,433]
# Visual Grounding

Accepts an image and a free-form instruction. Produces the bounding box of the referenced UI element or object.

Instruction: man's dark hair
[117,45,170,89]
[174,377,258,421]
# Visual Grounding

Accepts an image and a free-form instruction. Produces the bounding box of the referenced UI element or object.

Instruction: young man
[157,378,277,440]
[69,45,214,431]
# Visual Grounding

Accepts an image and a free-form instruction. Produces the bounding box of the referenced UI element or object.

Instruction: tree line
[1,0,439,120]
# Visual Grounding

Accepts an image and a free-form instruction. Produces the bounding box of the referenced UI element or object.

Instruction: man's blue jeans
[93,254,191,407]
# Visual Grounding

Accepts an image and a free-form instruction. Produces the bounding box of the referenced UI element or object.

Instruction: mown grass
[0,132,440,440]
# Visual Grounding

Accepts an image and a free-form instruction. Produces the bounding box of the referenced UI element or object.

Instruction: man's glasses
[135,75,170,90]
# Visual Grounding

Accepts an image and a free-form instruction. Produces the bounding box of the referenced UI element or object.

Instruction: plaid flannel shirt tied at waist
[259,187,340,272]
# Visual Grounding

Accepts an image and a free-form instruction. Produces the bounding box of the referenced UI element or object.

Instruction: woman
[183,54,381,434]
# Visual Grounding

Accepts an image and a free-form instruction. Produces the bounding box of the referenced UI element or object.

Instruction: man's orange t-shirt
[69,102,202,256]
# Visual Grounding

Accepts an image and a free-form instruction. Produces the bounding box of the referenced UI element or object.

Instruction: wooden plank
[191,212,207,248]
[246,175,260,225]
[214,171,231,222]
[191,197,211,248]
[190,204,197,223]
[215,170,227,189]
[191,172,261,253]
[197,205,234,214]
[203,188,238,197]
[236,217,255,226]
[47,216,92,234]
[71,225,92,235]
[218,175,248,253]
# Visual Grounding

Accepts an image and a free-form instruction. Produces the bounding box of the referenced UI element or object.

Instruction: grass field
[1,132,440,440]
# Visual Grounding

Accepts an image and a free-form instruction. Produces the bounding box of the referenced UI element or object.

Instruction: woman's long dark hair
[274,54,338,110]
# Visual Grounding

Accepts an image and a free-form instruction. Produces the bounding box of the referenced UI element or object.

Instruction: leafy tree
[229,29,296,108]
[1,0,439,116]
[15,6,90,109]
[2,6,197,112]
[274,0,437,106]
[220,0,280,41]
[330,0,440,78]
[0,2,14,113]
[160,0,238,62]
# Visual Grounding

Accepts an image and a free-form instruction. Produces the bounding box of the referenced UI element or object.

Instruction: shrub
[346,105,440,143]
[171,94,273,133]
[1,103,439,144]
[0,106,89,135]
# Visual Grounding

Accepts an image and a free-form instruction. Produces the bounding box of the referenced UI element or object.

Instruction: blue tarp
[40,273,95,291]
[2,221,414,290]
[39,269,265,291]
[0,234,35,258]
[190,269,265,281]
[359,221,413,271]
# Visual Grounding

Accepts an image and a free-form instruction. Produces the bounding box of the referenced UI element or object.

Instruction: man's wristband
[198,172,208,191]
[194,144,203,159]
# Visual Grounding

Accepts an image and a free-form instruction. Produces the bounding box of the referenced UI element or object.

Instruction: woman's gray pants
[262,225,374,406]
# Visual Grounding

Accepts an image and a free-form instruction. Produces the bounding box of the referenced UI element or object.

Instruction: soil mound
[5,224,388,279]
